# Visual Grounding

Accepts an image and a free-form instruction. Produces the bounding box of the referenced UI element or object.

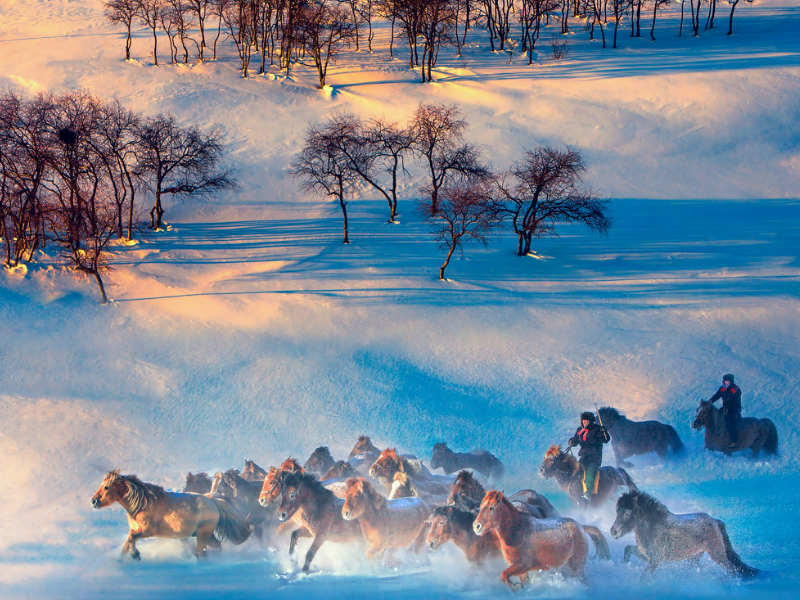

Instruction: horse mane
[599,406,625,421]
[483,490,513,510]
[545,444,563,459]
[433,504,475,530]
[115,472,166,516]
[312,446,332,457]
[283,471,333,502]
[186,471,212,484]
[280,457,304,473]
[349,476,386,510]
[618,490,670,522]
[432,442,449,452]
[456,470,485,496]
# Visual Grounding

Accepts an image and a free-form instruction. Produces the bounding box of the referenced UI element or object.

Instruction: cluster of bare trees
[291,102,610,279]
[0,90,234,303]
[106,0,755,82]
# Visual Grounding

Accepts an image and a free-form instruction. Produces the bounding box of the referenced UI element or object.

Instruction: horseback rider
[709,373,742,449]
[568,411,610,503]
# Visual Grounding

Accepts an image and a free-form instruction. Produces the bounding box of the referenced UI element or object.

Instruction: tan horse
[473,490,589,591]
[342,477,430,560]
[91,469,250,559]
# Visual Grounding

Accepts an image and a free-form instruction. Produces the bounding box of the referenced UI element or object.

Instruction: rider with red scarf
[568,411,610,503]
[709,373,742,449]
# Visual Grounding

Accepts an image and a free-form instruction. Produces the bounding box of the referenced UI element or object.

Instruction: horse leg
[302,533,328,573]
[624,544,647,564]
[640,560,660,582]
[289,527,312,555]
[501,564,534,592]
[519,572,530,584]
[195,523,216,559]
[122,530,144,560]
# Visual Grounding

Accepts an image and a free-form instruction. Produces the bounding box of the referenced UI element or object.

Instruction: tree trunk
[439,243,456,280]
[152,27,159,65]
[339,197,349,244]
[727,0,739,35]
[93,269,109,304]
[679,1,685,36]
[651,4,658,40]
[126,24,132,60]
[150,192,164,230]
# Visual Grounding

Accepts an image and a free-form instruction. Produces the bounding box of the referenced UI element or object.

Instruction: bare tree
[104,0,140,60]
[649,0,671,40]
[289,121,363,243]
[137,114,236,230]
[410,102,488,215]
[727,0,754,35]
[362,117,414,223]
[186,0,212,58]
[136,0,165,65]
[420,177,501,280]
[496,146,611,256]
[418,0,458,82]
[296,1,356,89]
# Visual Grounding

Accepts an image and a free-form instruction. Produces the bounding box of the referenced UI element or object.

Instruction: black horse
[430,442,505,482]
[598,407,684,467]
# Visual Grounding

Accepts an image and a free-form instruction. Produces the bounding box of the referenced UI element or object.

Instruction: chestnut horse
[539,445,636,507]
[691,399,778,457]
[611,490,759,579]
[473,491,589,591]
[277,471,363,572]
[389,469,450,505]
[598,407,684,467]
[304,446,337,477]
[349,435,381,458]
[342,477,430,560]
[447,470,560,519]
[426,505,501,565]
[370,448,452,498]
[431,443,505,482]
[183,471,213,494]
[241,459,268,482]
[91,470,250,559]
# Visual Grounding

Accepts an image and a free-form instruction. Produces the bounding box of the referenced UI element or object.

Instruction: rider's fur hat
[580,411,595,423]
[723,373,735,384]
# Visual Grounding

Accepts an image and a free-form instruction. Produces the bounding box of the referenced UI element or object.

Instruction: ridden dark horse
[539,445,637,507]
[597,407,684,467]
[430,442,505,482]
[277,471,363,572]
[446,470,560,519]
[183,471,213,493]
[473,491,590,591]
[691,399,778,457]
[303,446,337,477]
[91,469,250,559]
[611,490,759,579]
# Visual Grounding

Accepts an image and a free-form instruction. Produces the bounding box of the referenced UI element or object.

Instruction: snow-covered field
[1,0,799,598]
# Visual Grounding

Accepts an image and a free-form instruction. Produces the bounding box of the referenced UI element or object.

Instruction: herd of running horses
[91,400,777,591]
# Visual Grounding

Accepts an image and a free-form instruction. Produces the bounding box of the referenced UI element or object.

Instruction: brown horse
[447,470,560,519]
[473,490,589,591]
[211,469,273,540]
[91,470,250,559]
[242,459,268,482]
[691,399,778,457]
[342,477,430,560]
[257,458,306,508]
[431,443,505,482]
[389,468,451,506]
[278,471,363,572]
[304,446,337,477]
[183,471,213,494]
[426,505,501,565]
[321,460,359,481]
[611,490,759,579]
[539,445,636,507]
[349,435,381,458]
[598,407,684,467]
[370,448,452,499]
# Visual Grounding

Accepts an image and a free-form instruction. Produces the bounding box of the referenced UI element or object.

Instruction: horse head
[430,442,450,470]
[447,470,483,511]
[277,471,313,523]
[304,446,335,475]
[539,445,574,480]
[242,459,267,482]
[342,477,385,520]
[91,469,125,509]
[369,448,401,480]
[692,399,715,431]
[321,460,357,481]
[611,490,640,539]
[258,467,285,507]
[473,490,506,537]
[598,406,622,427]
[350,435,380,459]
[426,506,456,551]
[279,457,304,474]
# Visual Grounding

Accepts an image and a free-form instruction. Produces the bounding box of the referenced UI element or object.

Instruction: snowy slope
[1,1,799,598]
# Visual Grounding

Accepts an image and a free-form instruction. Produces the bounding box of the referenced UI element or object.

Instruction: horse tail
[582,525,611,561]
[619,467,638,492]
[717,520,759,578]
[210,496,251,545]
[761,419,779,455]
[666,424,685,454]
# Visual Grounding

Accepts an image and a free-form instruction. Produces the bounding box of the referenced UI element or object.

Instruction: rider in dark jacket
[709,373,742,448]
[568,411,610,503]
